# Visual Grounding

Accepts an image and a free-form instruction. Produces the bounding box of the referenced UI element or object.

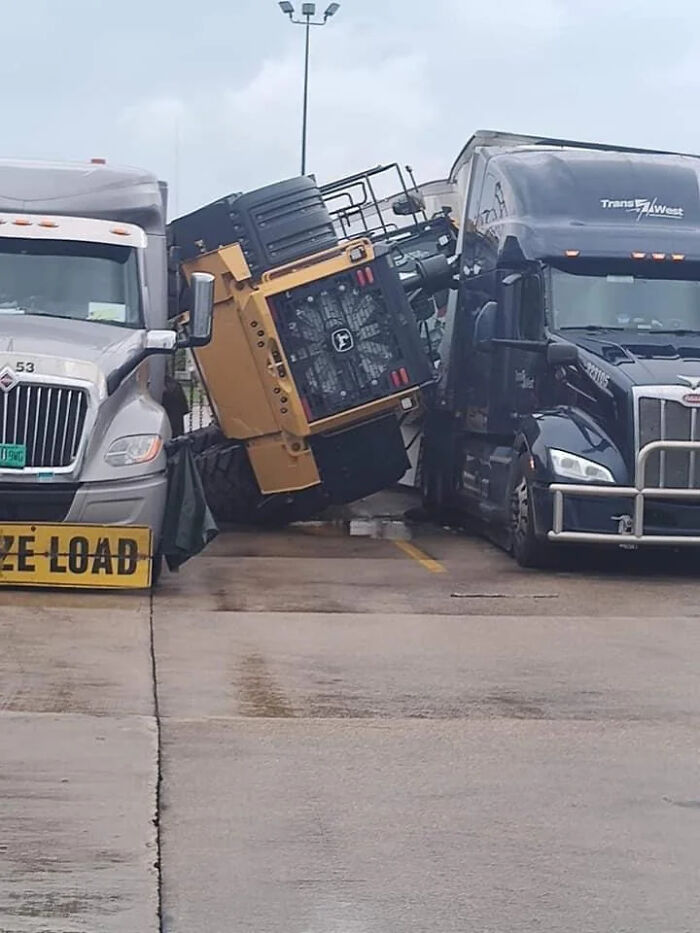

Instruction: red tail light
[390,370,401,388]
[356,268,366,286]
[399,367,409,385]
[365,265,375,285]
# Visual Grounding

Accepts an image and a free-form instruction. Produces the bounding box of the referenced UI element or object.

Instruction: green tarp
[162,438,218,570]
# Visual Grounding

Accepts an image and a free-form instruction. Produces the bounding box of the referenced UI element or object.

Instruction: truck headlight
[105,435,163,466]
[549,449,614,484]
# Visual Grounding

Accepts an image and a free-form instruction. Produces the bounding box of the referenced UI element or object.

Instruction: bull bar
[548,440,700,545]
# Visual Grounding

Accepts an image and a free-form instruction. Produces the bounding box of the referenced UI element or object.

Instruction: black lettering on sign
[0,535,14,571]
[117,538,138,576]
[17,535,35,572]
[49,536,67,574]
[91,538,114,575]
[68,536,89,574]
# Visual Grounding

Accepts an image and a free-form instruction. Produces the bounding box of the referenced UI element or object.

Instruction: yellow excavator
[169,175,434,524]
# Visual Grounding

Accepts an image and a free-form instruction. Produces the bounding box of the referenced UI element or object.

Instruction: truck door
[506,272,548,425]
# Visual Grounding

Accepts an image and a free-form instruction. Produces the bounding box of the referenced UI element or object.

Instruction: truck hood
[572,332,700,387]
[0,315,145,390]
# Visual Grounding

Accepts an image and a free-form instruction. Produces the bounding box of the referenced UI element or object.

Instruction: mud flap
[162,437,219,570]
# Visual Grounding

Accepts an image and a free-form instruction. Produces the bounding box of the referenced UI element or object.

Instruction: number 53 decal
[15,362,35,373]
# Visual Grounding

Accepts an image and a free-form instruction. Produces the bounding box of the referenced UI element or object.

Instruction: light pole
[278,2,341,176]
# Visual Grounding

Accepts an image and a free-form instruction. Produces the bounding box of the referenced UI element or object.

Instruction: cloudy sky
[5,1,700,215]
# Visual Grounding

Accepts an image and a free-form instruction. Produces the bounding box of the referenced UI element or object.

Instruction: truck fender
[515,409,628,485]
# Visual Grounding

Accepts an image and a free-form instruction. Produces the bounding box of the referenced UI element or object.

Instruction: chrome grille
[638,396,700,488]
[0,384,88,468]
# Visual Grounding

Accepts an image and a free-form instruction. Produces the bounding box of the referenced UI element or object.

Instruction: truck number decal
[15,362,35,373]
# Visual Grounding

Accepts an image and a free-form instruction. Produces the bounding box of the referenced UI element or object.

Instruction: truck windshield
[0,238,142,328]
[547,261,700,333]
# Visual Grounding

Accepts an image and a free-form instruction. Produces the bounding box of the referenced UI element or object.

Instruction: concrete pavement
[154,524,700,933]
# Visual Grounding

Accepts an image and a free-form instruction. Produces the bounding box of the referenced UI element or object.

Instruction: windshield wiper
[648,329,699,335]
[558,325,626,332]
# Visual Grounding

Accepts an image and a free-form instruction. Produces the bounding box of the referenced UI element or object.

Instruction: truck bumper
[542,440,700,546]
[65,473,168,545]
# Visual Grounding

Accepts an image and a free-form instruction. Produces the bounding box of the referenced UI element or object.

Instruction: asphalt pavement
[2,503,700,931]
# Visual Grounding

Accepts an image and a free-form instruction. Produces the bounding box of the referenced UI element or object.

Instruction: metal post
[301,15,311,176]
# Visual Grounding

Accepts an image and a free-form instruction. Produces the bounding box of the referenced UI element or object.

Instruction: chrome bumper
[549,440,700,545]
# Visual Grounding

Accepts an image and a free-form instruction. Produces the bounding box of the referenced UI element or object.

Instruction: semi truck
[0,158,213,588]
[415,130,700,566]
[169,175,434,525]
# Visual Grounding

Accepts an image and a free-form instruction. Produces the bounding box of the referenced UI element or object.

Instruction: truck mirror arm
[106,345,175,396]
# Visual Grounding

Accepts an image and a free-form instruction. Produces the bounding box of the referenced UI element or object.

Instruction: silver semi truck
[0,159,212,587]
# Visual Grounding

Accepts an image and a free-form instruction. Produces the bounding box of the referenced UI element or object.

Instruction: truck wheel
[194,441,325,527]
[509,459,554,569]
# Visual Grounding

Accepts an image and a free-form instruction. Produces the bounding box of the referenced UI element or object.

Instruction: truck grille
[0,384,88,468]
[638,396,700,487]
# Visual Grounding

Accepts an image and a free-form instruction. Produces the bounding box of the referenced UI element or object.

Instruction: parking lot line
[393,540,447,574]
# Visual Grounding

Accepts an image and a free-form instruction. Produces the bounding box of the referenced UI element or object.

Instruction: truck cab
[0,159,212,586]
[422,131,700,565]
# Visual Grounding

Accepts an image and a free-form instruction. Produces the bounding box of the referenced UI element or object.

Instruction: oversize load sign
[0,524,152,588]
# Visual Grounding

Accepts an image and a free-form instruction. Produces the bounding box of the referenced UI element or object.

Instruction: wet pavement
[3,502,700,931]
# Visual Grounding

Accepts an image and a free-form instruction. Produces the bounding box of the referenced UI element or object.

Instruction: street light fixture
[277,1,342,176]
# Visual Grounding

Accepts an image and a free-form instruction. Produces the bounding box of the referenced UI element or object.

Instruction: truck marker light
[111,227,130,236]
[652,253,666,261]
[631,252,647,260]
[39,219,58,228]
[564,249,580,257]
[90,158,107,164]
[13,218,31,226]
[672,254,686,261]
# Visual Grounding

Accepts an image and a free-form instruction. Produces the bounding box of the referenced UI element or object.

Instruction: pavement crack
[148,590,164,933]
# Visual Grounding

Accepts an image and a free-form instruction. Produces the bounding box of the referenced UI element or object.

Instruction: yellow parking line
[393,539,447,574]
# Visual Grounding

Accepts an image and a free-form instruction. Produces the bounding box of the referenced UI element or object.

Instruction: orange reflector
[13,218,32,226]
[652,252,666,260]
[91,158,107,165]
[111,227,130,236]
[631,252,646,260]
[564,249,580,258]
[672,253,686,261]
[39,219,58,228]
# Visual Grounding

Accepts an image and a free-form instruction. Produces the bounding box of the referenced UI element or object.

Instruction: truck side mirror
[546,342,578,365]
[186,272,215,347]
[474,300,498,348]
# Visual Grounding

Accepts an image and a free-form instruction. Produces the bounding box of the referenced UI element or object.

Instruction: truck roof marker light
[13,218,31,226]
[672,253,686,261]
[91,158,107,164]
[111,227,130,236]
[564,249,580,257]
[39,219,58,228]
[652,253,666,261]
[631,252,647,260]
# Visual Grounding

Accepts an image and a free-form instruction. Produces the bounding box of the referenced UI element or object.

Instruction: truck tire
[194,439,325,527]
[509,456,555,569]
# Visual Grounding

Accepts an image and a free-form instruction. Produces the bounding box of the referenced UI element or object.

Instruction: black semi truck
[417,130,700,566]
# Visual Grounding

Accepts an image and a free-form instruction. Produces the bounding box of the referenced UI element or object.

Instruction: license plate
[0,443,26,469]
[0,524,153,588]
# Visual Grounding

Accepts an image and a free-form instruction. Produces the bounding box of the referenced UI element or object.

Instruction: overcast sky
[6,0,700,215]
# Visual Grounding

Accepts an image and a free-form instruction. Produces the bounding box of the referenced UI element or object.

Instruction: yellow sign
[0,523,153,589]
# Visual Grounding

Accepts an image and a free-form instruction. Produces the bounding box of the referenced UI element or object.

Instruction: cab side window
[518,275,544,340]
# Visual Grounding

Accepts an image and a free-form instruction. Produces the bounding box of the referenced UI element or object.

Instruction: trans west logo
[600,197,684,221]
